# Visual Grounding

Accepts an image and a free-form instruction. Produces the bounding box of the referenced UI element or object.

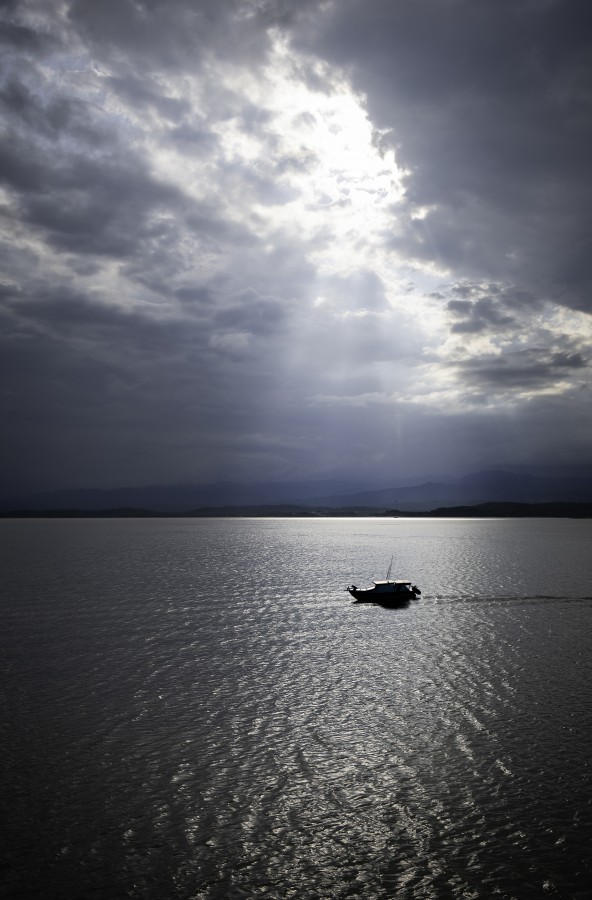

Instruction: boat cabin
[372,579,413,593]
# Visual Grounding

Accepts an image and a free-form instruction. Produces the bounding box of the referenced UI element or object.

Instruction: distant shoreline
[2,501,592,518]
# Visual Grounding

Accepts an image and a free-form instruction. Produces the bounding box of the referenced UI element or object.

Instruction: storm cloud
[303,0,592,305]
[1,0,591,494]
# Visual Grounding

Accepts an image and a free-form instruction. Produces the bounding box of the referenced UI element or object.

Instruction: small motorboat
[347,579,421,605]
[346,556,421,606]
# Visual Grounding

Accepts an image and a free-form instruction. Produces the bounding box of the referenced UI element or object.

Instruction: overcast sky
[1,0,592,493]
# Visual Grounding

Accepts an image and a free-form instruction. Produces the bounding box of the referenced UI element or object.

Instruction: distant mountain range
[3,469,592,513]
[301,470,592,510]
[0,478,374,512]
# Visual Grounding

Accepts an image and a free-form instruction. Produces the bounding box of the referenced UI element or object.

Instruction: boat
[346,557,421,606]
[346,579,421,605]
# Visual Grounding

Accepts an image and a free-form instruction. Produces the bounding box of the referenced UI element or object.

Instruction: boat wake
[422,594,592,604]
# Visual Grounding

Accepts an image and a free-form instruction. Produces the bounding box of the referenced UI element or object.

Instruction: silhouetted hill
[0,478,373,512]
[420,501,592,518]
[300,470,592,510]
[3,501,592,518]
[2,469,592,513]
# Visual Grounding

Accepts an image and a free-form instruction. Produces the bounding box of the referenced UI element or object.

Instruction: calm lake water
[1,517,591,899]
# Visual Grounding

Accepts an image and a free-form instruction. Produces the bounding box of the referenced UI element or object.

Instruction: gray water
[1,517,591,899]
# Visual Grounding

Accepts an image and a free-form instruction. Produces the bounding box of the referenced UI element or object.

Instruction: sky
[1,0,592,494]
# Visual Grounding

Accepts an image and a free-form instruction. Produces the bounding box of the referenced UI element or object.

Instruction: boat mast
[386,554,393,580]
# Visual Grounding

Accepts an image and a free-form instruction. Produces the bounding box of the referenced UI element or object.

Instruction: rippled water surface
[2,517,592,898]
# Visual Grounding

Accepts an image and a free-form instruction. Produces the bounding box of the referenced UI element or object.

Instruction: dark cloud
[0,16,59,54]
[66,0,312,73]
[447,298,515,334]
[459,346,588,392]
[0,76,105,144]
[213,289,287,336]
[300,0,592,311]
[168,123,219,154]
[443,282,541,334]
[1,281,296,492]
[0,67,194,264]
[22,163,183,259]
[105,72,191,121]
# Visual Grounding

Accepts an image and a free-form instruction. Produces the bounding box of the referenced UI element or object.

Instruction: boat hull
[347,587,418,606]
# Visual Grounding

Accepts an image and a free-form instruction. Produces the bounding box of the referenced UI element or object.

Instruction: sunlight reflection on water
[1,517,591,898]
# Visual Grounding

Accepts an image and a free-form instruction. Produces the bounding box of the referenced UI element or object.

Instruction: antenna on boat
[386,554,393,580]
